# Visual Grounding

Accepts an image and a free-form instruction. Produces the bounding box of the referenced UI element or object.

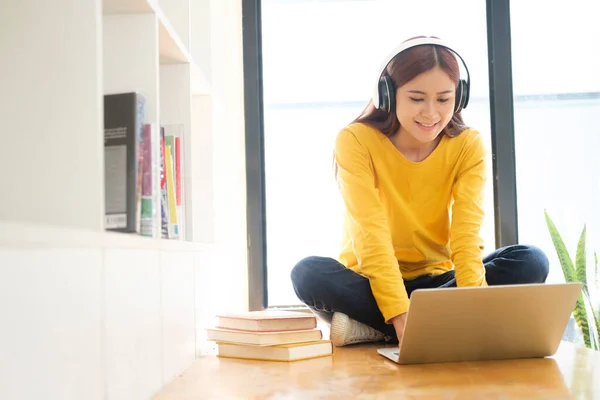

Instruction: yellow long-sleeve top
[334,122,488,323]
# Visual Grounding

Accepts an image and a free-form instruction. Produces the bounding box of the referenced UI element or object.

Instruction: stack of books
[206,310,333,362]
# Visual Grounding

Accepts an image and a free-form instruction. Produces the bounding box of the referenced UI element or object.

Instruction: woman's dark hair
[352,36,468,138]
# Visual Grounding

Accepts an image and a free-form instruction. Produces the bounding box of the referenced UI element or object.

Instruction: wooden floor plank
[153,341,599,399]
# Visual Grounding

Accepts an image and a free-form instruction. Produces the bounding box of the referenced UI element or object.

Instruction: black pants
[290,244,549,339]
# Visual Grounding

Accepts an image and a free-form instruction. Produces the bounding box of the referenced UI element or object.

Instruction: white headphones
[372,37,471,114]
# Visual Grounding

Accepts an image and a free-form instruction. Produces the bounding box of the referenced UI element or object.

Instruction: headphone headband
[372,37,471,110]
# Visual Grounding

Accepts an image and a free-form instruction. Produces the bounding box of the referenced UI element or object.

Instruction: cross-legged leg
[290,244,549,346]
[290,255,458,345]
[483,244,550,285]
[436,244,550,288]
[290,255,397,338]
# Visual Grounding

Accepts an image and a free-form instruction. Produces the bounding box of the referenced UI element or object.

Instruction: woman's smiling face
[394,66,456,144]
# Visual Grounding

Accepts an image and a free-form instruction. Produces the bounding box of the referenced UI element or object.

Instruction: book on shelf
[161,125,183,239]
[206,310,333,362]
[103,92,145,234]
[103,92,186,240]
[140,123,156,237]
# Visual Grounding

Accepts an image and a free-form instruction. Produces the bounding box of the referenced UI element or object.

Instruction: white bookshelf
[2,0,212,244]
[103,0,211,242]
[0,1,246,399]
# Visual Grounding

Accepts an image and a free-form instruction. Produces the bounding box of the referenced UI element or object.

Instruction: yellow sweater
[334,122,488,323]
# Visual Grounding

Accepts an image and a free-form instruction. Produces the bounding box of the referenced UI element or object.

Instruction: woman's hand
[390,313,408,345]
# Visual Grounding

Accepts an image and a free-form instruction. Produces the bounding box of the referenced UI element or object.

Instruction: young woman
[290,36,549,347]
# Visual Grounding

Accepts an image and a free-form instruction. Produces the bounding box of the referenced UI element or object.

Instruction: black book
[103,92,145,233]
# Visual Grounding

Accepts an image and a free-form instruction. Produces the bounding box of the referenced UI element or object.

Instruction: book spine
[133,94,145,234]
[159,127,169,238]
[140,123,154,237]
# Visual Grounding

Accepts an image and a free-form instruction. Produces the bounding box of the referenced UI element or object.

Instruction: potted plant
[544,210,600,350]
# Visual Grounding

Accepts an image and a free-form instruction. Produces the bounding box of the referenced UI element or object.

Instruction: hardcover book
[104,92,145,233]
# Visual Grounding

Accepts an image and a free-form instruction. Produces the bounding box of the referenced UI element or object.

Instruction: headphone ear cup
[454,79,468,114]
[454,80,463,114]
[378,75,395,112]
[461,78,470,109]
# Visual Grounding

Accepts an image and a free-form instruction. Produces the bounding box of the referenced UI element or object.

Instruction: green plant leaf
[576,225,588,296]
[591,303,600,351]
[544,210,592,348]
[595,251,599,301]
[574,293,593,348]
[582,291,600,351]
[594,311,600,351]
[594,251,600,348]
[544,210,576,282]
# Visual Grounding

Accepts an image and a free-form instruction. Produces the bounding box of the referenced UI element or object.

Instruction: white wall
[207,0,249,315]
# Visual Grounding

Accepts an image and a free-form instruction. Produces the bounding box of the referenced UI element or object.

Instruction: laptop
[377,282,582,365]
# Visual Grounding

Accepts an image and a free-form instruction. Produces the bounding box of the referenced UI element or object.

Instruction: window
[510,0,600,285]
[509,0,600,342]
[260,0,495,307]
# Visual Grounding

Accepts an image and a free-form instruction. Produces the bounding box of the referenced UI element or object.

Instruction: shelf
[0,220,215,252]
[103,0,210,94]
[103,0,154,15]
[157,8,189,64]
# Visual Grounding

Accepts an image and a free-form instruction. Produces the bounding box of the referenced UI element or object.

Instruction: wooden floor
[153,340,599,399]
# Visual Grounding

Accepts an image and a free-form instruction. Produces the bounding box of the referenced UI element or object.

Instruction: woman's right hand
[390,312,408,345]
